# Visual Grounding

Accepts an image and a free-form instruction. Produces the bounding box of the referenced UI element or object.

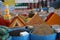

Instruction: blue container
[7,36,12,40]
[57,33,60,38]
[12,34,29,40]
[39,7,48,11]
[42,7,48,11]
[30,33,57,40]
[7,35,29,40]
[9,27,32,33]
[8,28,29,40]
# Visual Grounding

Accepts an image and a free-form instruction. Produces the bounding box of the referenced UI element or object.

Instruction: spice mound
[32,23,54,35]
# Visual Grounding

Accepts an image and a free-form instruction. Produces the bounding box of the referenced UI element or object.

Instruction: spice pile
[32,23,54,35]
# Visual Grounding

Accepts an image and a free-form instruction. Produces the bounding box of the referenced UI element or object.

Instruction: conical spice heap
[27,13,44,25]
[9,16,26,28]
[32,23,54,35]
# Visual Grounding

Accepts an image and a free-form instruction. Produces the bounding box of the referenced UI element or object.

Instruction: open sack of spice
[32,23,54,35]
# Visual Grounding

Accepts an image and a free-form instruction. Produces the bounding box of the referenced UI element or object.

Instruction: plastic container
[8,28,29,40]
[12,34,29,40]
[39,7,48,11]
[7,35,29,40]
[42,7,48,11]
[30,33,57,40]
[57,33,60,38]
[7,36,12,40]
